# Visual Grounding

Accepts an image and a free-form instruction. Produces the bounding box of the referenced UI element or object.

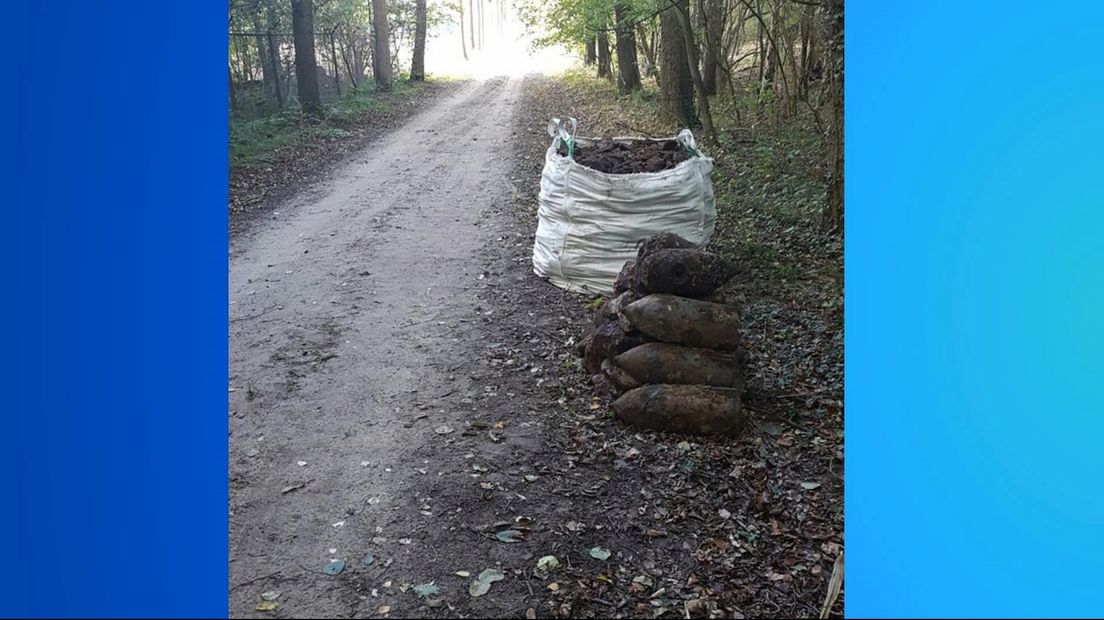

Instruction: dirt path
[229,77,538,617]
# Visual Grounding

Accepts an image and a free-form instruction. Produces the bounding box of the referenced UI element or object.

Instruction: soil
[229,74,843,619]
[557,139,690,174]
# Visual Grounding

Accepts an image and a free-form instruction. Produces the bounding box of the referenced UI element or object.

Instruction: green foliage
[515,0,655,49]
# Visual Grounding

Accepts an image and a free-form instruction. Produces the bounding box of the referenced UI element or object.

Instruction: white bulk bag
[532,117,716,296]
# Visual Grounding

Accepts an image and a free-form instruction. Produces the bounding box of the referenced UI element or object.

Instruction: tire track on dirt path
[229,76,523,618]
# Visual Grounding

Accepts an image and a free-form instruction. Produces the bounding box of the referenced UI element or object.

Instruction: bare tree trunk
[800,2,818,94]
[477,0,484,49]
[229,64,238,111]
[372,0,393,90]
[411,0,427,81]
[614,3,642,93]
[329,31,341,96]
[823,0,843,233]
[459,1,468,59]
[291,0,322,117]
[672,0,714,140]
[267,31,285,107]
[636,23,657,77]
[251,9,276,101]
[469,0,476,50]
[659,0,696,127]
[353,32,366,81]
[597,20,612,79]
[585,38,596,65]
[699,0,723,96]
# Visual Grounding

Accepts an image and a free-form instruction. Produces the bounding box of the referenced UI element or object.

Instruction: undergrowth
[229,80,423,170]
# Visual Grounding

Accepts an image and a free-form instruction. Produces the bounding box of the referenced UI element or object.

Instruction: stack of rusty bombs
[578,233,746,436]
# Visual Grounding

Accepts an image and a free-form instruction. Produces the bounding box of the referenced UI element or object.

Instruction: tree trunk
[469,0,476,50]
[329,31,341,96]
[477,0,484,49]
[636,23,657,77]
[614,3,642,93]
[229,64,238,111]
[800,2,817,93]
[411,0,427,81]
[585,38,596,65]
[658,0,696,127]
[823,0,844,233]
[459,1,468,60]
[267,31,285,107]
[291,0,322,117]
[672,0,714,140]
[372,0,393,90]
[251,10,276,101]
[699,0,723,96]
[597,21,612,79]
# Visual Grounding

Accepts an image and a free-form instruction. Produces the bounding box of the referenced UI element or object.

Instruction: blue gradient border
[847,1,1104,617]
[1,1,227,617]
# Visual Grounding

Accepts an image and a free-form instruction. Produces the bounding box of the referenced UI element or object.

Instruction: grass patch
[229,80,426,170]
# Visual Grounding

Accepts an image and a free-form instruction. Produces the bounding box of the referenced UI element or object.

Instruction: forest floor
[229,72,843,619]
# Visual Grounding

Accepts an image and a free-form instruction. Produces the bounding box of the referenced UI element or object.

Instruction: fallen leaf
[434,425,454,435]
[526,608,537,619]
[413,582,439,598]
[260,590,281,601]
[256,601,278,612]
[455,570,471,578]
[537,555,560,572]
[801,481,822,490]
[478,568,505,583]
[547,582,560,591]
[589,546,611,561]
[469,580,491,597]
[323,560,345,575]
[495,529,526,543]
[377,604,391,614]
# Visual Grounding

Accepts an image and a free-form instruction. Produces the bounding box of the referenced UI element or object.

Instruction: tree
[411,0,427,81]
[585,37,597,65]
[613,2,642,93]
[823,0,843,232]
[671,0,714,140]
[597,18,612,79]
[458,1,469,59]
[699,0,723,96]
[372,0,393,90]
[469,0,476,50]
[291,0,322,117]
[658,0,695,127]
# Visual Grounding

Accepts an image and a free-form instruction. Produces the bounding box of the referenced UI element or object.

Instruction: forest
[230,0,842,230]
